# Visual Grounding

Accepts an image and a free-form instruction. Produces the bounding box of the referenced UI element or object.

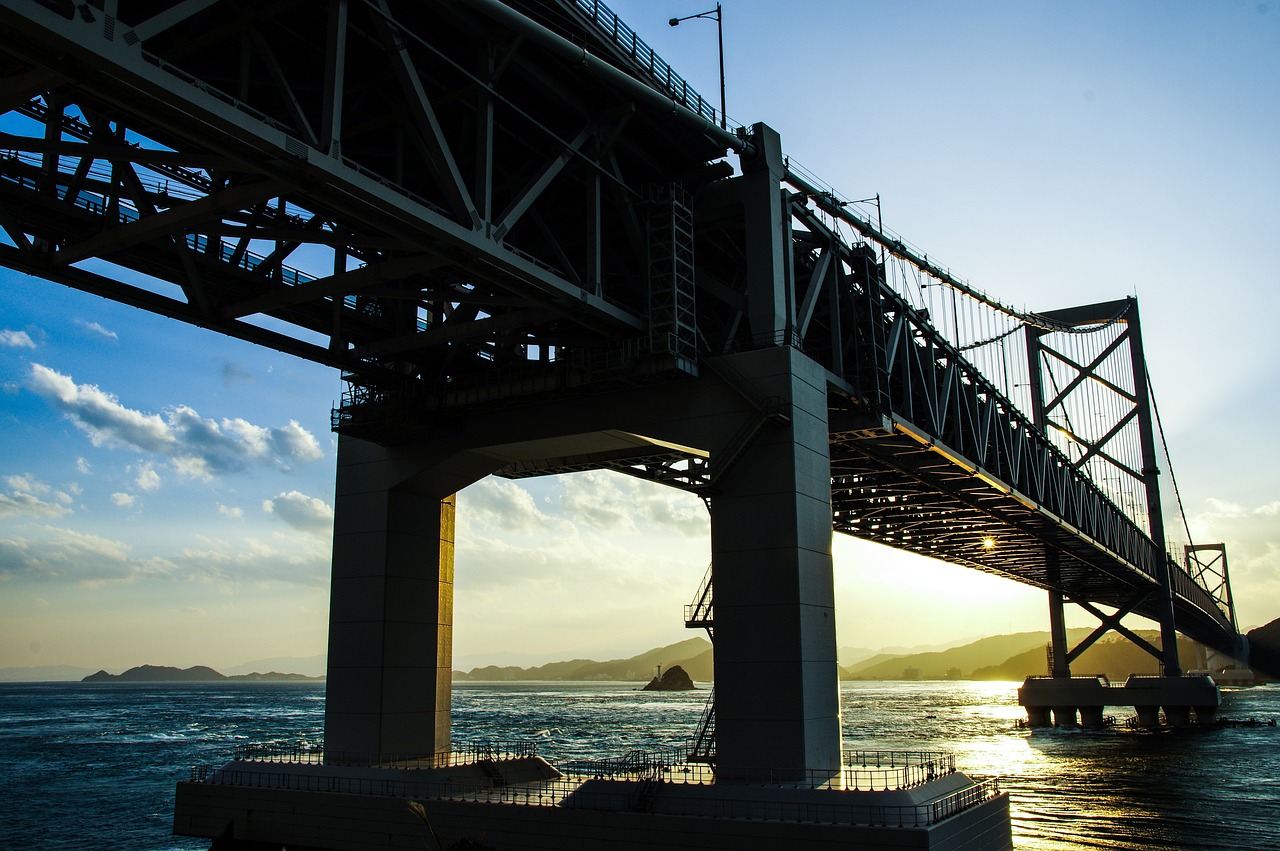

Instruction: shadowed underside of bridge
[0,0,1241,778]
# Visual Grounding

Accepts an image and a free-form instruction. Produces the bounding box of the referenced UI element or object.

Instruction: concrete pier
[174,752,1012,851]
[1018,674,1220,728]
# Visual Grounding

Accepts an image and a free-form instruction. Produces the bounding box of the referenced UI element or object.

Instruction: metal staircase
[685,565,716,765]
[684,565,714,640]
[687,687,716,766]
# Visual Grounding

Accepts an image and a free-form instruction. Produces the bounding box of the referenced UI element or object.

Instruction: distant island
[82,665,323,683]
[643,664,695,691]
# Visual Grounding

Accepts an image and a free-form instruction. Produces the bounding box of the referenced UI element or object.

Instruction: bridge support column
[323,435,493,762]
[1046,550,1071,678]
[709,347,841,783]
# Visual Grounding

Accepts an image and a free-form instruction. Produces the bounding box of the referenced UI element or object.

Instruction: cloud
[0,474,72,519]
[559,471,707,538]
[454,474,707,597]
[217,503,244,519]
[461,478,554,534]
[178,534,329,587]
[111,492,135,507]
[26,364,324,476]
[76,457,92,475]
[134,463,161,492]
[0,524,325,588]
[0,329,36,349]
[1188,497,1280,627]
[263,491,334,534]
[0,525,173,585]
[74,319,118,341]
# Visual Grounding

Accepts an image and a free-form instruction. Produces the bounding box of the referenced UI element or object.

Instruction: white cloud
[263,491,334,534]
[461,478,554,534]
[0,329,36,348]
[0,474,72,519]
[76,457,92,475]
[111,492,135,507]
[454,474,707,601]
[134,463,161,492]
[0,523,325,588]
[1188,497,1280,629]
[26,363,324,476]
[0,525,173,584]
[558,471,707,538]
[217,503,244,520]
[74,319,118,341]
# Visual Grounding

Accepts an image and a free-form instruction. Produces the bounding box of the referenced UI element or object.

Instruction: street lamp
[668,3,726,130]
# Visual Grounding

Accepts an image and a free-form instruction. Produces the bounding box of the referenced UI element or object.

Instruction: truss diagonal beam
[54,179,289,267]
[493,123,594,241]
[1067,590,1165,664]
[222,252,453,320]
[374,1,478,228]
[131,0,225,43]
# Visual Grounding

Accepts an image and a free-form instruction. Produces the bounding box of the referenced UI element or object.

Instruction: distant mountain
[837,639,973,668]
[82,665,323,683]
[844,630,1220,682]
[970,634,1209,682]
[0,665,96,683]
[222,655,327,678]
[842,631,1081,680]
[454,637,712,683]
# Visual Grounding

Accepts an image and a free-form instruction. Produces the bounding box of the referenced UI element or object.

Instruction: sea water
[1,680,1277,850]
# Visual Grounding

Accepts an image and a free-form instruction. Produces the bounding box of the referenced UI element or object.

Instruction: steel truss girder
[0,0,732,392]
[788,205,1235,648]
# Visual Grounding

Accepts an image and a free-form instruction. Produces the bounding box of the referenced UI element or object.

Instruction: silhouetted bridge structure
[0,0,1244,830]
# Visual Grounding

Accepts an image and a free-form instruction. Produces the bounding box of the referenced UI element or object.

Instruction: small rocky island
[642,664,695,691]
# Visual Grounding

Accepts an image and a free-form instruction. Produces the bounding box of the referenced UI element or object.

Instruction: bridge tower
[1025,298,1181,676]
[1021,298,1219,726]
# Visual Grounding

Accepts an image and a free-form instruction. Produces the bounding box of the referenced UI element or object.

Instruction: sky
[1,1,1278,674]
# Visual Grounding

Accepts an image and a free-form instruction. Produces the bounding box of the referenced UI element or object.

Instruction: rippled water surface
[1,680,1276,849]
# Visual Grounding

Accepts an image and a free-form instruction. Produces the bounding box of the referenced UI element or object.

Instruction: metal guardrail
[229,739,538,766]
[188,756,999,829]
[567,0,726,129]
[197,743,959,795]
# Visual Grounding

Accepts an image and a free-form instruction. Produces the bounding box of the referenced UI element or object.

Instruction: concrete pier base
[1018,675,1220,728]
[174,757,1012,851]
[1121,674,1221,727]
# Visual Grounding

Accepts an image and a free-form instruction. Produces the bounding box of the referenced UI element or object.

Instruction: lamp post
[669,3,726,130]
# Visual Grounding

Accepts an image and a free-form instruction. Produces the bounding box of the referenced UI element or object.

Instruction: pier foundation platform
[174,751,1011,851]
[1018,674,1220,727]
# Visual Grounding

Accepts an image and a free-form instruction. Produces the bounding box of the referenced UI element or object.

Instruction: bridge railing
[190,744,992,828]
[566,0,726,129]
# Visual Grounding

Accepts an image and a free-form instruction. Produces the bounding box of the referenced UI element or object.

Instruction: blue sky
[2,1,1278,673]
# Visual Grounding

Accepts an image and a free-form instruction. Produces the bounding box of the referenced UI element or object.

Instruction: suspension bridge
[0,1,1246,848]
